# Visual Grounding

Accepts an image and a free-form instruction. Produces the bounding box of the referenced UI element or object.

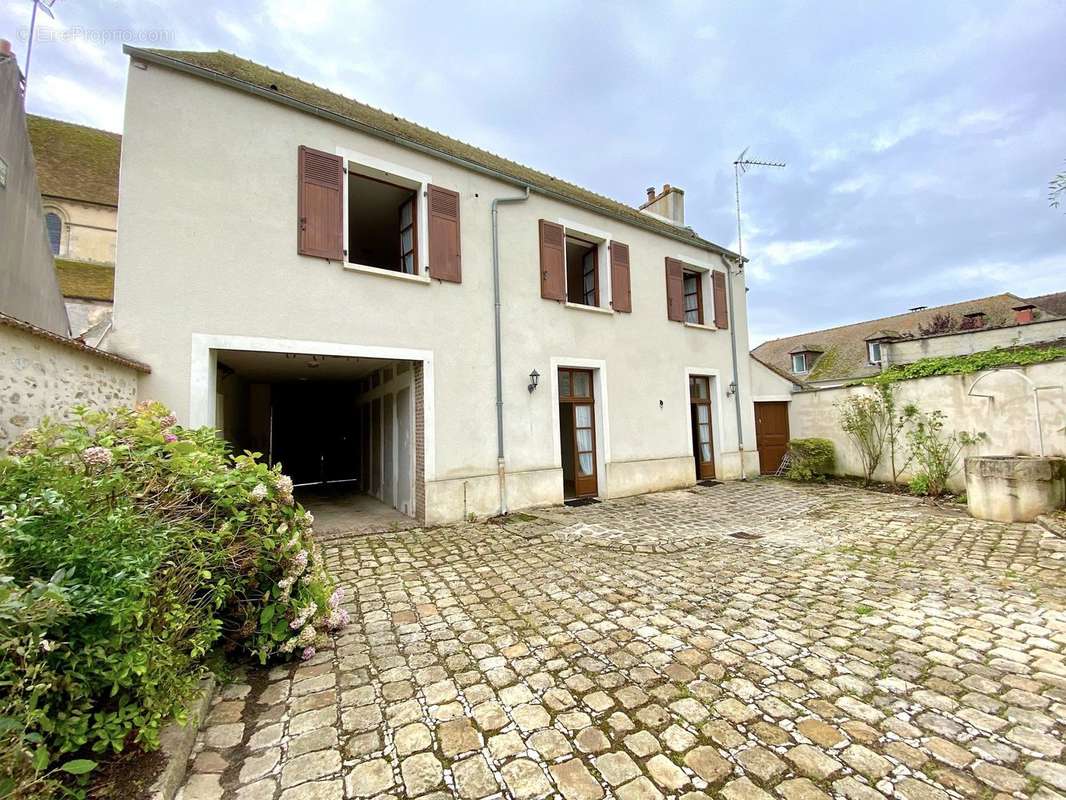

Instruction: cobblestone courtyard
[181,480,1066,800]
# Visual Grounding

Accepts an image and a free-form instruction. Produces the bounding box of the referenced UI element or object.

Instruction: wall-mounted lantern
[726,380,737,397]
[528,369,540,393]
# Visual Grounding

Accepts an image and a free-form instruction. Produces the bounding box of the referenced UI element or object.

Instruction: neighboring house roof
[1028,291,1066,317]
[26,115,121,207]
[124,47,738,259]
[55,259,115,301]
[0,312,148,373]
[752,292,1058,384]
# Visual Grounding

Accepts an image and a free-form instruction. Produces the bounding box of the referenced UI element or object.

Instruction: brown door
[755,401,790,474]
[558,368,598,498]
[689,376,715,479]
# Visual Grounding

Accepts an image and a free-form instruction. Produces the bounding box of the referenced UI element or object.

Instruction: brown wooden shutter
[539,220,565,301]
[427,184,461,282]
[610,242,632,312]
[665,257,684,321]
[712,270,729,328]
[297,146,344,260]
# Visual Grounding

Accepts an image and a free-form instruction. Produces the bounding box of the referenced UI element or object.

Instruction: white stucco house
[111,47,761,525]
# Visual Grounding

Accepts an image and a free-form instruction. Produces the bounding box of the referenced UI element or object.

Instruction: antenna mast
[733,149,785,268]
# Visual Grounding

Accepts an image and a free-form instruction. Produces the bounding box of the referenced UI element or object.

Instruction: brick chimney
[960,311,987,330]
[1011,304,1036,325]
[639,183,685,226]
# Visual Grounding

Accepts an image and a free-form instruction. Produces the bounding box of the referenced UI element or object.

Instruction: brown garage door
[755,401,790,475]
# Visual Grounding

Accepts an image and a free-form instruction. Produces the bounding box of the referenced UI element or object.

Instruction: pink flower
[164,433,178,443]
[329,587,345,609]
[159,414,178,429]
[301,646,316,661]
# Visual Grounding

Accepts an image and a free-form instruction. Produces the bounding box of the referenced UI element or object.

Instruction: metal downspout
[725,258,747,479]
[492,187,531,515]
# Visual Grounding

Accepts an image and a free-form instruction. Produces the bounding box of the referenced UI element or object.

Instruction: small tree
[918,312,957,336]
[905,409,987,496]
[836,392,891,485]
[880,384,916,487]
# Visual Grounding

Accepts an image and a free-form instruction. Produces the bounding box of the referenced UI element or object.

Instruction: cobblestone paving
[179,480,1066,800]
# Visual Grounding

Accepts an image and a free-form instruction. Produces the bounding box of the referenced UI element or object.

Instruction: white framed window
[338,147,430,280]
[867,341,882,364]
[558,219,612,312]
[792,353,811,373]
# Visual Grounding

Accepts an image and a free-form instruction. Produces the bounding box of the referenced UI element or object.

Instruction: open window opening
[214,349,421,535]
[565,236,600,306]
[683,270,704,324]
[347,172,419,274]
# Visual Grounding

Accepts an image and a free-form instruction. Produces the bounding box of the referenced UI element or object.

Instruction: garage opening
[214,349,422,536]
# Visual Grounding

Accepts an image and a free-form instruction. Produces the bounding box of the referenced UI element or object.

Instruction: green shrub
[904,408,986,496]
[786,438,835,481]
[0,402,346,791]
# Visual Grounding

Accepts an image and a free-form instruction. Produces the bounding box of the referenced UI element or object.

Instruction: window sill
[564,302,614,316]
[343,262,431,284]
[683,322,717,331]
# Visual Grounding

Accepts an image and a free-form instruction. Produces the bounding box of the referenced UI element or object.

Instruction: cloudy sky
[4,0,1063,345]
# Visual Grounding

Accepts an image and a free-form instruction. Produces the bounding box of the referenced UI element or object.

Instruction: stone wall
[0,317,143,452]
[788,360,1066,491]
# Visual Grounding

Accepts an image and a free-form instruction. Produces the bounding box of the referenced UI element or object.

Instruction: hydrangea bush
[0,402,347,787]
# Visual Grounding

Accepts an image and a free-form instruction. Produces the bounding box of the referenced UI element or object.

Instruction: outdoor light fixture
[527,369,540,393]
[726,380,737,397]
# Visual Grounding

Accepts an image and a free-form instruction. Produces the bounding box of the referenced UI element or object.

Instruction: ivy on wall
[861,345,1066,386]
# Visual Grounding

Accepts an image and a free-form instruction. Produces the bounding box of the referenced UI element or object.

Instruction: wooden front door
[689,376,715,479]
[755,401,790,474]
[558,368,598,498]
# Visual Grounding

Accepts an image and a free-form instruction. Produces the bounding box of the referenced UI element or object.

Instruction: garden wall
[788,360,1066,491]
[0,313,148,452]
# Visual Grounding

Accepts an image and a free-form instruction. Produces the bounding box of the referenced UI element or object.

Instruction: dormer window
[867,341,883,364]
[791,352,814,373]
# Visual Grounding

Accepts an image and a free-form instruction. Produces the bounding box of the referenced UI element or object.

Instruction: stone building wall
[0,317,143,451]
[788,359,1066,491]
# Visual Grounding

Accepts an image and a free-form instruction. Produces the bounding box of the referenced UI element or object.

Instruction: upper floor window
[347,172,419,275]
[792,352,814,373]
[539,220,632,312]
[45,211,63,255]
[867,341,882,364]
[683,270,703,324]
[296,145,462,283]
[565,235,599,306]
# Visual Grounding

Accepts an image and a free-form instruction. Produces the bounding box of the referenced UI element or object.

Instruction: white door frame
[189,333,436,482]
[684,367,725,480]
[550,356,610,498]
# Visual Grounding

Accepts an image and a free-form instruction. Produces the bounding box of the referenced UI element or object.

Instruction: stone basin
[965,455,1066,522]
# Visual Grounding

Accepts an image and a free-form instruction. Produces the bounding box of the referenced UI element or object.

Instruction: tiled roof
[752,292,1057,384]
[1028,291,1066,317]
[125,47,737,258]
[55,259,114,301]
[26,115,121,206]
[0,312,148,373]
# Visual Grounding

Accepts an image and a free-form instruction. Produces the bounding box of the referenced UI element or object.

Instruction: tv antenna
[733,148,785,269]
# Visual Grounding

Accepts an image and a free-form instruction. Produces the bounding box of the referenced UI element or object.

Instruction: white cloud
[264,0,335,34]
[878,253,1066,300]
[831,174,878,194]
[760,238,852,267]
[215,11,252,44]
[31,74,123,131]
